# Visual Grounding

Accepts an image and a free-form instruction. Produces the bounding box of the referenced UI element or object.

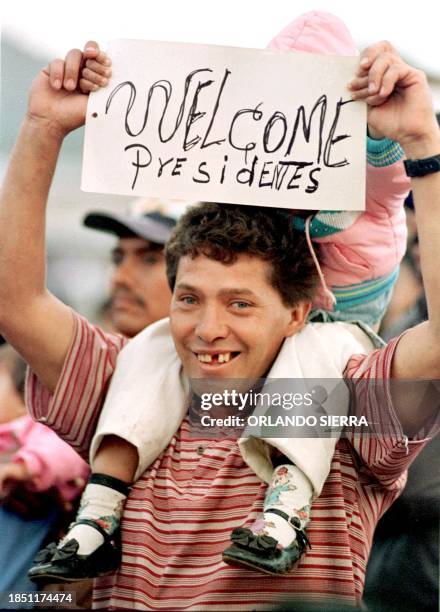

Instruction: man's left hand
[349,41,438,148]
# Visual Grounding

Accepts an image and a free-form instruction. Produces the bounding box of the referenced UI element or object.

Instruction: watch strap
[404,153,440,177]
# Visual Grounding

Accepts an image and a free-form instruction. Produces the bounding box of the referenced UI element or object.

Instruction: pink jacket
[268,12,410,310]
[0,415,89,502]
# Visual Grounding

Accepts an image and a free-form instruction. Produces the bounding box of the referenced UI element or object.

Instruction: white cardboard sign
[82,40,366,211]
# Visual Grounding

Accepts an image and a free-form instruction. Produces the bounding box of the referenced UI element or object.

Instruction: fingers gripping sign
[28,41,112,137]
[80,41,112,93]
[46,41,111,94]
[348,41,436,144]
[352,41,401,105]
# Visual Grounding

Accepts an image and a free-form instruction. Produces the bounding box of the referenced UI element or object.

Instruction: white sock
[250,464,313,548]
[60,474,129,556]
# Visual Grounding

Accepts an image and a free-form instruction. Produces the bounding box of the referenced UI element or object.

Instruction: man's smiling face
[170,254,310,380]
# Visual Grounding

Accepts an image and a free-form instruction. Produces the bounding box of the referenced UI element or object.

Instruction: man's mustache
[111,288,146,308]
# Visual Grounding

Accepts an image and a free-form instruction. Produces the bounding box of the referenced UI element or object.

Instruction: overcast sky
[2,0,439,76]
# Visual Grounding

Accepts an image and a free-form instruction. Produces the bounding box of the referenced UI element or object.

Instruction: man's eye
[232,301,250,310]
[143,254,160,265]
[180,296,197,305]
[111,251,123,265]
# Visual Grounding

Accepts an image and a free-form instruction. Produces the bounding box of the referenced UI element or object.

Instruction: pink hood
[268,10,358,56]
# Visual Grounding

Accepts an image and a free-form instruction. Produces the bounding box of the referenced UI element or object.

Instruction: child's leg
[28,435,138,583]
[223,461,313,574]
[62,435,138,555]
[248,461,312,544]
[93,434,139,480]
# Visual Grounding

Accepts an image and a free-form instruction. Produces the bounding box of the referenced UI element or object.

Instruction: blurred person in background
[0,345,89,608]
[83,202,177,337]
[379,192,425,340]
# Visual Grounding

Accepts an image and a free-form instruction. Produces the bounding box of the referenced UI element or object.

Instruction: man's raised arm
[0,42,111,392]
[350,42,440,432]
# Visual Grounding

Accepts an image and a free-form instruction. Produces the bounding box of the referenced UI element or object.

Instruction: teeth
[197,354,212,363]
[197,352,231,363]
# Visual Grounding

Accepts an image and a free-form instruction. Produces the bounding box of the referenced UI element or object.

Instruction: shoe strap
[265,508,311,550]
[265,507,298,527]
[74,518,115,543]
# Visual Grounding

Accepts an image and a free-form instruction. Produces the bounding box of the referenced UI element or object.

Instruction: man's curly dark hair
[165,202,320,307]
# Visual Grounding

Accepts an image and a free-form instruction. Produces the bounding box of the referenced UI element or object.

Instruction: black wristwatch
[404,153,440,177]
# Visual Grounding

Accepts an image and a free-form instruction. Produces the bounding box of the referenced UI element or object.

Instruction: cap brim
[83,212,173,245]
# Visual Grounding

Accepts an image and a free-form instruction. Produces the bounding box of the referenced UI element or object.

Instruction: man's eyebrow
[175,283,256,297]
[175,283,198,292]
[217,288,257,298]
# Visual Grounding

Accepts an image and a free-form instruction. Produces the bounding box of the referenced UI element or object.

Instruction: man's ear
[285,301,312,337]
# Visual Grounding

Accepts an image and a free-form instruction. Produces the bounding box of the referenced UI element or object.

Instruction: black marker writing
[106,69,213,141]
[104,65,356,198]
[124,144,152,189]
[193,161,210,183]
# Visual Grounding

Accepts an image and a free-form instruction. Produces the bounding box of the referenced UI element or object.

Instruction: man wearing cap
[83,207,176,338]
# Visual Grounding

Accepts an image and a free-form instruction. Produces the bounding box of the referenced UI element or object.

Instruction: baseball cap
[83,203,177,246]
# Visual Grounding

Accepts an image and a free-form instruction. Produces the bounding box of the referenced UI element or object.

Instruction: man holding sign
[1,12,439,611]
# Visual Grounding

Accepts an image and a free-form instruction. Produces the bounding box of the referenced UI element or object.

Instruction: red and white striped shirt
[27,314,433,610]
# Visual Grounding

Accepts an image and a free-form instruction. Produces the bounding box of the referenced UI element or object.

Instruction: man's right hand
[26,41,112,138]
[0,40,112,394]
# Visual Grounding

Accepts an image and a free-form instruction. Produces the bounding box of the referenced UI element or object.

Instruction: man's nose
[195,305,228,344]
[111,259,136,289]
